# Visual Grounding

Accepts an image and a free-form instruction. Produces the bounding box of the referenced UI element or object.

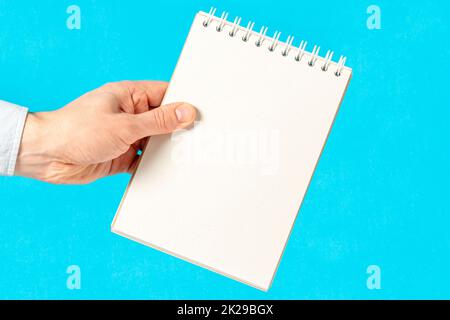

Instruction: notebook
[112,8,352,291]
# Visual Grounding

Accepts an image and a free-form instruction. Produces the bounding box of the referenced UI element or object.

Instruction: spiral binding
[202,7,348,77]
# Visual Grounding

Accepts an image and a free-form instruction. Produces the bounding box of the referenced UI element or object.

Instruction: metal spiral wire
[202,7,347,77]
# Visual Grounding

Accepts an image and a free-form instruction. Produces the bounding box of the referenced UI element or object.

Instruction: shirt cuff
[0,100,28,176]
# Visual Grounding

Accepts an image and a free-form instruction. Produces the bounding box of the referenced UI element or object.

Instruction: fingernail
[175,103,195,123]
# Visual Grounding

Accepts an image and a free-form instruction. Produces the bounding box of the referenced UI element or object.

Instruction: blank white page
[112,10,351,291]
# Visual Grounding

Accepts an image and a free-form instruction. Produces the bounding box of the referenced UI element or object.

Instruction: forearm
[15,112,56,180]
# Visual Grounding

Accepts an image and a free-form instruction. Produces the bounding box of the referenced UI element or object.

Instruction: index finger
[133,80,169,108]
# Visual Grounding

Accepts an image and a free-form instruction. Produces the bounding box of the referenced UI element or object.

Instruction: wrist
[15,112,57,180]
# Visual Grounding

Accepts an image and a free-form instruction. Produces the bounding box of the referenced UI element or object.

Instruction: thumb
[131,102,196,139]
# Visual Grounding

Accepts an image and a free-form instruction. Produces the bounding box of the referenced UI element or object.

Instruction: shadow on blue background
[0,0,449,299]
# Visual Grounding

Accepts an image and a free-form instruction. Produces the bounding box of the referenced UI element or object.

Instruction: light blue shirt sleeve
[0,100,28,176]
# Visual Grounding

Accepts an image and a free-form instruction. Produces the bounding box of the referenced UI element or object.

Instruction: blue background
[0,0,449,299]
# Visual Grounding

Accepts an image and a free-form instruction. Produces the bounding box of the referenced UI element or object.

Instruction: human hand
[15,81,196,184]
